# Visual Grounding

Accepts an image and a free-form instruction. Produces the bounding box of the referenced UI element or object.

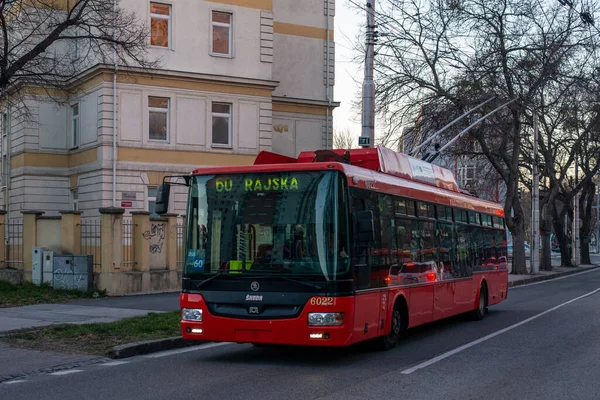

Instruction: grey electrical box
[42,251,54,285]
[52,255,93,291]
[31,248,44,285]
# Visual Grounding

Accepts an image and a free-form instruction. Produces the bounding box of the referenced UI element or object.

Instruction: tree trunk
[552,204,572,267]
[579,182,595,265]
[540,203,553,271]
[506,198,528,274]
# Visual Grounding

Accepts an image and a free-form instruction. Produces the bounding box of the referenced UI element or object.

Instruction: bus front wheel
[472,282,488,321]
[377,300,406,351]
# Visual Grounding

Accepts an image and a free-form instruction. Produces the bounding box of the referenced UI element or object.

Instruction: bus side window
[379,194,396,269]
[455,223,470,278]
[438,222,454,279]
[467,225,481,274]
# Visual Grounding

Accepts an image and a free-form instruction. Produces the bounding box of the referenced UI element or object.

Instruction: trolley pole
[360,0,376,148]
[531,113,539,274]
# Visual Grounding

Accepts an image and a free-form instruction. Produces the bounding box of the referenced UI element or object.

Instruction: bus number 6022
[310,297,334,306]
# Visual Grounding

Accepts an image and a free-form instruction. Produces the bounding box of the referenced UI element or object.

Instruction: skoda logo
[251,281,260,292]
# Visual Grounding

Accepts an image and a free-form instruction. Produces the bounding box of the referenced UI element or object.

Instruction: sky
[332,0,364,142]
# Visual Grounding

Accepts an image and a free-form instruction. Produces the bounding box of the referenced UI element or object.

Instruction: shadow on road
[195,309,521,367]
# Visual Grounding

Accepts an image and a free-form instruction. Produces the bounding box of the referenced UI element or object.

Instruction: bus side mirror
[155,183,171,215]
[356,210,375,243]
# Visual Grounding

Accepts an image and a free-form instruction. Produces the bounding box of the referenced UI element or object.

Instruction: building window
[71,188,79,211]
[211,11,232,56]
[458,165,475,188]
[212,102,232,147]
[71,104,79,147]
[148,186,158,216]
[150,2,171,48]
[148,96,169,141]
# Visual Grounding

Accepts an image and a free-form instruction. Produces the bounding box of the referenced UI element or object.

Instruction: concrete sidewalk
[0,292,179,333]
[508,264,600,286]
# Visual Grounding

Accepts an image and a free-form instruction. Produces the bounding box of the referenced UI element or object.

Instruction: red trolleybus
[156,146,508,350]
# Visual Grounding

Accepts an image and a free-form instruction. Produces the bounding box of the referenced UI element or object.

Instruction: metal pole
[410,96,496,155]
[596,173,599,253]
[112,0,118,207]
[531,113,539,274]
[573,157,580,265]
[360,0,376,148]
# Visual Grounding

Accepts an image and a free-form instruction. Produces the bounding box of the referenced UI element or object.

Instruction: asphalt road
[3,269,600,400]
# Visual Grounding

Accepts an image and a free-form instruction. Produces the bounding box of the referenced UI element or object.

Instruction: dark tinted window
[493,216,504,229]
[468,211,480,225]
[482,214,493,227]
[418,202,435,219]
[438,206,453,221]
[438,222,454,279]
[455,223,471,277]
[455,209,468,223]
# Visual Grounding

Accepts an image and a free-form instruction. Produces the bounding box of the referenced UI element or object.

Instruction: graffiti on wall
[143,223,166,254]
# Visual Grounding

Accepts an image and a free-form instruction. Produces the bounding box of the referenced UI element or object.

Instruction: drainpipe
[2,98,8,230]
[112,0,117,207]
[325,0,332,148]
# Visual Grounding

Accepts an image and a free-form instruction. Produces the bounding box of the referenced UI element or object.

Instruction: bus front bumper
[180,293,355,347]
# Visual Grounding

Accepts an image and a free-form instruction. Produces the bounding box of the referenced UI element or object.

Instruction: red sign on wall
[121,201,133,208]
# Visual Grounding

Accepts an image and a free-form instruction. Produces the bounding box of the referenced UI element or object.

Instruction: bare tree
[356,0,600,274]
[333,127,359,149]
[0,0,156,107]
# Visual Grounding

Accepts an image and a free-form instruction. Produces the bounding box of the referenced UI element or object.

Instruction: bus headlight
[308,312,344,326]
[182,308,203,322]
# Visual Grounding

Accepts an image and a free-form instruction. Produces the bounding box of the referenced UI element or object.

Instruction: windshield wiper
[242,275,323,291]
[194,270,238,289]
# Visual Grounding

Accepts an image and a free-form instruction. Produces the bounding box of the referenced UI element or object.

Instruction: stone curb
[108,336,201,359]
[508,265,600,288]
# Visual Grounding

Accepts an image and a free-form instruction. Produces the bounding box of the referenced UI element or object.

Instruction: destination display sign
[212,175,303,193]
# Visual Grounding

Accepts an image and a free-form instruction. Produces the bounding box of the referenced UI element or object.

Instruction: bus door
[397,217,434,327]
[454,223,475,312]
[434,222,455,320]
[353,210,381,340]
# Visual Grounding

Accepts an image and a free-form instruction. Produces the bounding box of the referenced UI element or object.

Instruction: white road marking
[99,361,129,367]
[401,287,600,375]
[511,267,600,289]
[3,380,27,384]
[50,370,84,376]
[143,342,233,359]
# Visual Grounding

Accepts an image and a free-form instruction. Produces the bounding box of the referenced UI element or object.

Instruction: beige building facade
[1,0,338,219]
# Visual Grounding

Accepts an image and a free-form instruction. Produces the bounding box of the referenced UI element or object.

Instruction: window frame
[148,96,170,142]
[71,103,80,148]
[150,2,172,49]
[148,186,158,216]
[211,102,232,148]
[458,165,476,187]
[210,10,233,58]
[71,188,79,212]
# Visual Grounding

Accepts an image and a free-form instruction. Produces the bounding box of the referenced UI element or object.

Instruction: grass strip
[0,281,107,308]
[1,311,182,356]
